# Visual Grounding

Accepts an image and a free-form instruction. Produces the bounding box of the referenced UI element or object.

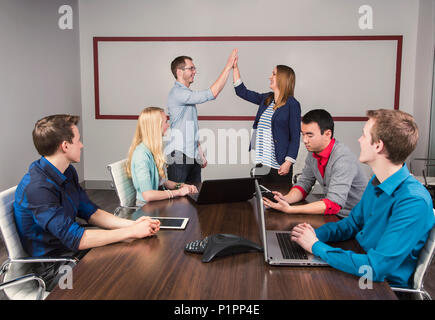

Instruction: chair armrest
[0,273,46,300]
[391,286,431,300]
[9,257,79,265]
[1,257,79,274]
[391,287,424,294]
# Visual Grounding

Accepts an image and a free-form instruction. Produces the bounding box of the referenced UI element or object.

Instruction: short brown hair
[366,109,418,165]
[170,56,192,79]
[32,114,80,156]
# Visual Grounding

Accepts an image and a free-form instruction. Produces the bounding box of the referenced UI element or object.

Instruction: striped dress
[255,102,280,169]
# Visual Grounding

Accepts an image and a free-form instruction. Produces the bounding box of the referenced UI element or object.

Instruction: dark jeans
[254,165,293,185]
[167,151,202,183]
[32,250,88,291]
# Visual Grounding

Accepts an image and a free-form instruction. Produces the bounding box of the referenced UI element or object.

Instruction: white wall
[77,0,429,185]
[0,0,83,191]
[410,0,435,175]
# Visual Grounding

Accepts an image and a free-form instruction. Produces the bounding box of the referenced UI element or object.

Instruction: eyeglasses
[181,66,196,72]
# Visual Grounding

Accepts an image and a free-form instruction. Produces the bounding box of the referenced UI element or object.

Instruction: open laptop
[253,179,328,266]
[187,177,256,204]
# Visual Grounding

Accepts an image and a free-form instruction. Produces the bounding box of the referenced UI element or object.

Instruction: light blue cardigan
[130,143,160,202]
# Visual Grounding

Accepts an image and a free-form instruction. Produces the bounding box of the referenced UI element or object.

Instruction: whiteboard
[94,36,401,120]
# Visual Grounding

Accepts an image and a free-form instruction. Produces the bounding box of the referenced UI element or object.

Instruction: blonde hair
[127,107,167,178]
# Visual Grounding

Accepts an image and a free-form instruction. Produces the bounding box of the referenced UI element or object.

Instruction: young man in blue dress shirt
[290,109,434,288]
[166,49,237,183]
[14,114,160,290]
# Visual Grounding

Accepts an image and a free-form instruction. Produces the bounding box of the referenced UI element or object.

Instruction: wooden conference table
[48,183,396,300]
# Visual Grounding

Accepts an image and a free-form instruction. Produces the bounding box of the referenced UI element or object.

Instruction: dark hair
[302,109,334,137]
[170,56,192,79]
[366,109,418,165]
[32,114,80,156]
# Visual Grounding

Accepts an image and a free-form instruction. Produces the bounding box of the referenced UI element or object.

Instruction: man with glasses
[166,50,237,183]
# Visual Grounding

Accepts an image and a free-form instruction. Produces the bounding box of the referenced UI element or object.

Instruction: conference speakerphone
[184,233,262,262]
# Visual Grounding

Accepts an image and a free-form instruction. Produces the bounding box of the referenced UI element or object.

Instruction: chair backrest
[0,186,28,260]
[412,209,435,290]
[0,186,45,299]
[292,140,308,177]
[107,159,137,207]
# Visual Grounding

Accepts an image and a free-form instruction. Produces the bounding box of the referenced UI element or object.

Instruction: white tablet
[151,217,189,230]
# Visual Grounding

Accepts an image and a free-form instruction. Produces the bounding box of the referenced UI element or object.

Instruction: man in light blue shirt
[166,50,237,183]
[291,109,435,289]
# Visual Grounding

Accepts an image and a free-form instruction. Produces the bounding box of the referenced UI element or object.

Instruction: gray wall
[78,0,432,184]
[1,0,434,191]
[0,0,83,190]
[411,0,435,174]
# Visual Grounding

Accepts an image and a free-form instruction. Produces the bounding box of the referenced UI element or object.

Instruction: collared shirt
[14,157,98,257]
[292,139,341,215]
[312,164,435,287]
[166,81,215,159]
[312,138,336,178]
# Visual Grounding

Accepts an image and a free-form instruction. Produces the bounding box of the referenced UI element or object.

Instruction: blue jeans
[167,151,202,183]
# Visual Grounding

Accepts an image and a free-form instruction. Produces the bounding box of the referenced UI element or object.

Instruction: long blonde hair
[264,65,296,110]
[127,107,167,178]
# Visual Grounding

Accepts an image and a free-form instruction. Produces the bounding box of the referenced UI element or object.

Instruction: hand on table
[131,216,160,238]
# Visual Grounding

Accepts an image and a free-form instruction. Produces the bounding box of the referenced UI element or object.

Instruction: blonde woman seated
[127,107,198,204]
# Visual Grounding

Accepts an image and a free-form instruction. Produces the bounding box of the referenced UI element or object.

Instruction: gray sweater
[295,140,368,218]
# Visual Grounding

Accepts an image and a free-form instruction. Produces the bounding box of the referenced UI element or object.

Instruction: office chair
[391,209,435,300]
[107,159,139,215]
[291,140,308,184]
[0,186,78,300]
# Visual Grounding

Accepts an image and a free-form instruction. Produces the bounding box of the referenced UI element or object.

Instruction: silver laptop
[253,179,328,266]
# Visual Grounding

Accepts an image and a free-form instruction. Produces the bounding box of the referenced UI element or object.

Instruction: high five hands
[225,48,238,70]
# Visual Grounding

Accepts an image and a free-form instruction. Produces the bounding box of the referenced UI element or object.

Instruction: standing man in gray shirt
[263,109,367,218]
[166,49,237,183]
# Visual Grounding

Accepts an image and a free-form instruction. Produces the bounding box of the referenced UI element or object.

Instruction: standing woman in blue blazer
[233,56,301,182]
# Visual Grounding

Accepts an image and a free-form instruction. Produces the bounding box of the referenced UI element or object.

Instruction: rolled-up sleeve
[29,188,86,251]
[45,208,85,251]
[294,156,317,195]
[173,86,215,105]
[322,198,342,215]
[324,154,359,208]
[78,186,98,221]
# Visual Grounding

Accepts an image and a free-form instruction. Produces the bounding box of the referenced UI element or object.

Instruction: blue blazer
[235,82,301,165]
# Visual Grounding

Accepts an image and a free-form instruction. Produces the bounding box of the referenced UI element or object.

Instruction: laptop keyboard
[276,233,308,260]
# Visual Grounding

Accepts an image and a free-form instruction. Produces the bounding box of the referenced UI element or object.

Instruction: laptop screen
[253,179,269,262]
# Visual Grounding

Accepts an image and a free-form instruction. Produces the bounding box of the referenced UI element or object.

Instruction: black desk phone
[185,234,263,262]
